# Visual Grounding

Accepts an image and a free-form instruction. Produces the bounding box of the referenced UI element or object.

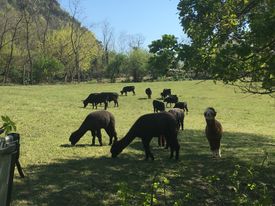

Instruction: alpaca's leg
[158,136,165,147]
[142,137,154,160]
[91,130,96,145]
[161,136,166,147]
[105,126,117,145]
[96,129,103,146]
[173,138,180,160]
[170,147,174,159]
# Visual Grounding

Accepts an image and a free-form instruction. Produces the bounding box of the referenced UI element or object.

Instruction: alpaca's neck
[117,127,136,149]
[206,119,216,127]
[75,122,89,138]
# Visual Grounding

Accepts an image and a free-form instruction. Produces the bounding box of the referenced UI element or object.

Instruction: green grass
[1,80,275,205]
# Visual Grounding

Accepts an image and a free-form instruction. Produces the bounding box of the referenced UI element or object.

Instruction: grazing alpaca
[169,108,185,130]
[145,88,152,99]
[204,107,223,158]
[110,112,180,160]
[69,111,117,146]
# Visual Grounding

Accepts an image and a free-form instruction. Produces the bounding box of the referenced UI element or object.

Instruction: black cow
[83,93,107,110]
[153,100,165,113]
[160,89,171,99]
[164,95,178,107]
[101,92,119,107]
[145,88,152,99]
[121,86,135,96]
[174,101,189,113]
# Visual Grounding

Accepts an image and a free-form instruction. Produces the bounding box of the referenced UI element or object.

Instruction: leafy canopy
[148,34,180,79]
[178,0,275,94]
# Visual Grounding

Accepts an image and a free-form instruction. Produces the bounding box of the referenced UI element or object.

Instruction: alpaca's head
[110,141,123,158]
[204,107,217,120]
[69,131,81,146]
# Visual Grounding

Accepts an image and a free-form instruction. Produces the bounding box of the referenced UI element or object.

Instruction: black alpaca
[69,110,117,146]
[110,112,180,160]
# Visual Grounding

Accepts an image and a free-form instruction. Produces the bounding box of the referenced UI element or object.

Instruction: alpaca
[168,108,185,130]
[204,107,223,158]
[69,110,117,146]
[110,112,180,160]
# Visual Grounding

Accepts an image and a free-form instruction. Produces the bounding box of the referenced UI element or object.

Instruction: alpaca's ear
[212,108,217,117]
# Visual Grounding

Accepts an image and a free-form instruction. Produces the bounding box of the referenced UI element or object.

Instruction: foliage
[126,48,150,82]
[106,52,127,83]
[177,0,275,94]
[33,55,64,83]
[148,34,180,79]
[0,1,103,84]
[0,115,16,135]
[116,156,273,206]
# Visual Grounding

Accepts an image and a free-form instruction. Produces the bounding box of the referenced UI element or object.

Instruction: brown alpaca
[204,107,223,158]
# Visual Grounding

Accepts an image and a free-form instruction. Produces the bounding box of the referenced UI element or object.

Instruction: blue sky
[58,0,187,49]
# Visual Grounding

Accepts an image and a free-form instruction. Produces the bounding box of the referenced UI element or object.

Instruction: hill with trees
[0,0,102,84]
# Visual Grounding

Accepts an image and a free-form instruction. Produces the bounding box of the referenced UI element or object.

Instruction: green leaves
[1,115,16,135]
[148,34,180,79]
[177,0,275,94]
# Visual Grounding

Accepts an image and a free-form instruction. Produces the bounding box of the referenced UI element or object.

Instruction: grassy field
[1,80,275,205]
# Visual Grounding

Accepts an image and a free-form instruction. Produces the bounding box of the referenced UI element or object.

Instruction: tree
[148,34,180,79]
[100,20,115,67]
[126,48,149,82]
[106,52,127,83]
[47,26,101,82]
[33,55,64,83]
[178,0,275,94]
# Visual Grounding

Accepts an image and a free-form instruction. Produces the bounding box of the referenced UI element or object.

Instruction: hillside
[0,0,102,84]
[0,0,75,29]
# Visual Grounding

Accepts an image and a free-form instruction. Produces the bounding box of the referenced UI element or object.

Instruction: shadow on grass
[60,144,104,148]
[137,97,149,100]
[12,129,275,206]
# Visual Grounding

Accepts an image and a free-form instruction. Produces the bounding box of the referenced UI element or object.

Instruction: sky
[58,0,187,50]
